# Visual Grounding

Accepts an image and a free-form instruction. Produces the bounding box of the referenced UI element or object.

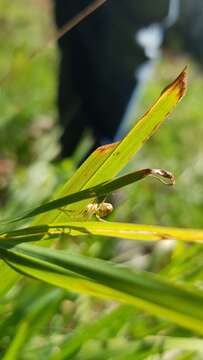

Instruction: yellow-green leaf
[1,243,203,335]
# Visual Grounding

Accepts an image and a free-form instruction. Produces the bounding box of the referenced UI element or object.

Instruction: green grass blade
[0,70,187,296]
[50,305,134,360]
[1,285,64,359]
[2,320,29,360]
[35,69,186,225]
[1,222,203,247]
[0,262,19,297]
[1,243,203,335]
[2,168,174,223]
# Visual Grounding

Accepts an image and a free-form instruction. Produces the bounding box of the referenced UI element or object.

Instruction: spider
[59,200,113,221]
[85,201,113,220]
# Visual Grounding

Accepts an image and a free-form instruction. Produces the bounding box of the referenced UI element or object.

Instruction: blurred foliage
[0,1,203,359]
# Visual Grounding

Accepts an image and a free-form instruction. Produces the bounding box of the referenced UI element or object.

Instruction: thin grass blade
[2,168,174,224]
[1,222,203,248]
[1,243,203,335]
[34,69,187,225]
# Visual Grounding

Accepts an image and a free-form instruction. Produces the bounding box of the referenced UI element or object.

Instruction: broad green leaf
[1,222,203,247]
[1,243,203,335]
[0,69,187,295]
[34,68,187,225]
[2,168,174,223]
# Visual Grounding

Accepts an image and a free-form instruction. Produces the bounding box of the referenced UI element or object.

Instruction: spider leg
[96,214,110,222]
[58,207,75,219]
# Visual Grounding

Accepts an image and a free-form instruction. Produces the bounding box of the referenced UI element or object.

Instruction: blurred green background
[0,1,203,359]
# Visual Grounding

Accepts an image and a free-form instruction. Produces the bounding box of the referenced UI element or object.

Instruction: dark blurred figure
[53,0,203,158]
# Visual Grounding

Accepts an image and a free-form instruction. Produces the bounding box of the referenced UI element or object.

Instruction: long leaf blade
[35,69,187,225]
[2,168,174,223]
[0,69,187,295]
[1,222,203,247]
[1,243,203,335]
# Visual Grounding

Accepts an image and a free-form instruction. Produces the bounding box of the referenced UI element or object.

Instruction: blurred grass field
[0,1,203,359]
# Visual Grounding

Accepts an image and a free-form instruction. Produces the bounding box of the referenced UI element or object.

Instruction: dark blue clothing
[53,0,203,157]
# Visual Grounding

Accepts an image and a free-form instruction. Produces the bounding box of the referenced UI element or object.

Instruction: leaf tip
[96,142,118,154]
[175,66,187,100]
[162,66,188,101]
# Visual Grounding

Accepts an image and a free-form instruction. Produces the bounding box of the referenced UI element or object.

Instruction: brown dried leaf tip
[161,66,188,101]
[150,168,175,186]
[96,142,118,154]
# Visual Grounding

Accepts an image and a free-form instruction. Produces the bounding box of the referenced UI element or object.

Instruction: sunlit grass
[0,2,203,359]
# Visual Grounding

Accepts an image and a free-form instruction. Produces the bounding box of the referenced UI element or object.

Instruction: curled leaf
[1,168,175,224]
[150,169,175,186]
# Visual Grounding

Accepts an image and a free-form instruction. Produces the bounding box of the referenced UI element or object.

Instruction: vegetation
[0,1,203,359]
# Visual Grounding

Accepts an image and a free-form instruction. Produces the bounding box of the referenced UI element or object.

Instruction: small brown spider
[85,202,113,220]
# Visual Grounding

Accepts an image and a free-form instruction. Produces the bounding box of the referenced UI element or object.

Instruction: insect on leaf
[33,68,187,225]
